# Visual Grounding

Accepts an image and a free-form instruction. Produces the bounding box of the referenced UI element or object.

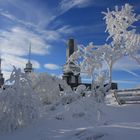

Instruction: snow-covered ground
[0,93,140,140]
[0,68,140,140]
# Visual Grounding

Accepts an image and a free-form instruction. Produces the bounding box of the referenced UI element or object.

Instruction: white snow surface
[0,92,140,140]
[0,67,140,140]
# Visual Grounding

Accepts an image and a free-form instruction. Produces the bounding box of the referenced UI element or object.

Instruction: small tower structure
[0,56,4,88]
[62,39,81,89]
[24,43,33,73]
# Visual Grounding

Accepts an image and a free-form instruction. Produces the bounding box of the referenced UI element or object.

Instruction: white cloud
[39,30,61,42]
[113,80,139,84]
[113,56,140,71]
[0,11,37,28]
[0,12,15,20]
[1,54,40,80]
[1,54,40,71]
[0,0,77,44]
[121,69,140,78]
[0,0,54,28]
[112,56,140,78]
[0,10,74,43]
[44,63,60,70]
[0,27,51,56]
[57,25,74,34]
[60,0,92,14]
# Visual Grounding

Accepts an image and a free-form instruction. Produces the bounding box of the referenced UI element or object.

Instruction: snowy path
[0,104,140,140]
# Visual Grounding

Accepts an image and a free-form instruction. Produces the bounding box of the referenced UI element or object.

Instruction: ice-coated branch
[103,3,138,43]
[103,3,140,62]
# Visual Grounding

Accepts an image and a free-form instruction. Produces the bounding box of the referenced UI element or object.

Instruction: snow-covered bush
[58,85,89,106]
[28,73,61,105]
[93,72,110,103]
[55,95,107,126]
[0,67,41,133]
[28,72,72,105]
[75,85,86,96]
[61,92,79,105]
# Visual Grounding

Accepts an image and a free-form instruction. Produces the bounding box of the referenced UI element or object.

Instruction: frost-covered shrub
[28,73,61,104]
[55,114,64,120]
[28,72,72,105]
[55,96,107,125]
[0,67,41,133]
[72,112,85,118]
[61,93,78,105]
[93,73,110,103]
[75,85,86,96]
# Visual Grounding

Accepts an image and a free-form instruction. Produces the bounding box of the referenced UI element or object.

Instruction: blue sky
[0,0,140,89]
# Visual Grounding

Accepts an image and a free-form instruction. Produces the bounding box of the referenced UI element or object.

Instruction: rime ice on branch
[103,3,140,56]
[102,3,140,80]
[0,67,41,133]
[68,3,140,98]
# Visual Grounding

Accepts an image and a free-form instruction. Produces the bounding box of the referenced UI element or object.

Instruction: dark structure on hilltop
[0,57,4,88]
[24,44,33,73]
[62,39,81,89]
[62,38,117,90]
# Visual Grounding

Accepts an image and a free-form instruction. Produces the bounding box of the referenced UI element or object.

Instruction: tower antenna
[24,42,33,73]
[29,42,31,62]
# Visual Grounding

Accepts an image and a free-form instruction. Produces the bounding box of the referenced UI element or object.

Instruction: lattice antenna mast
[28,43,31,62]
[24,42,33,73]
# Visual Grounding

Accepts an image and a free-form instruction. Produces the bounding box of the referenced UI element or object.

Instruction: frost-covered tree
[101,44,123,87]
[0,67,41,133]
[103,4,139,44]
[93,71,109,102]
[103,3,140,61]
[100,3,140,87]
[67,3,140,102]
[81,43,103,78]
[69,43,107,100]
